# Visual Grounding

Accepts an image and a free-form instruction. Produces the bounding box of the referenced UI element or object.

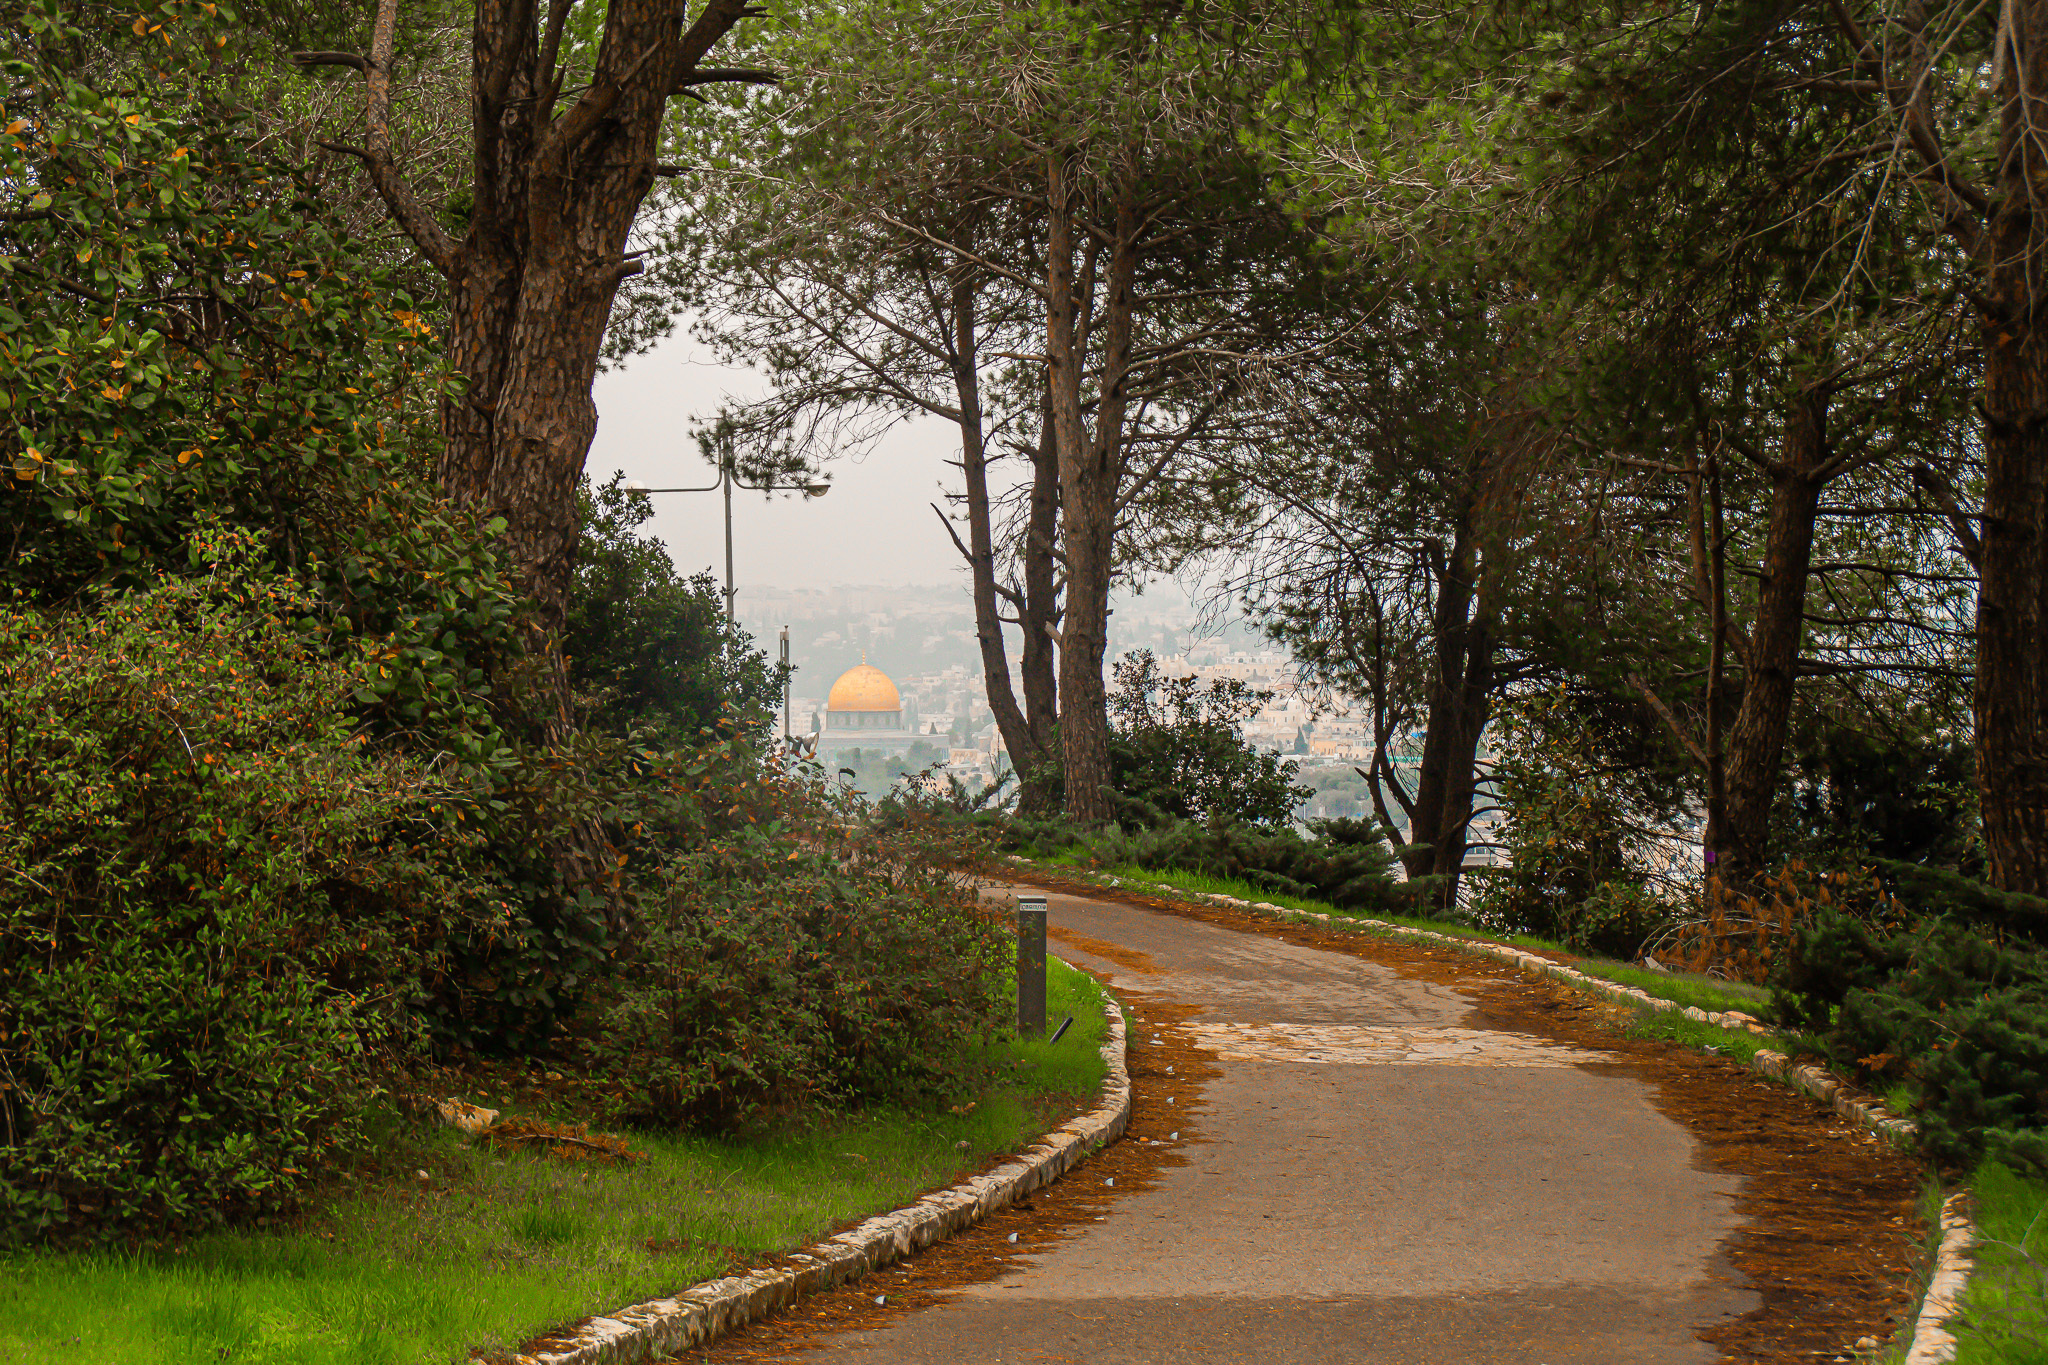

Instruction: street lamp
[622,463,829,622]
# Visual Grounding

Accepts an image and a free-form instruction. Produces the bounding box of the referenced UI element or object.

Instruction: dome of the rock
[826,661,901,713]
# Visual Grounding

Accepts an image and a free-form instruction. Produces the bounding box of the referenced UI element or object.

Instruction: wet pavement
[715,881,1761,1364]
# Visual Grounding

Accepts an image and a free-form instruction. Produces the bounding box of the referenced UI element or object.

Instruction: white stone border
[514,981,1129,1365]
[1905,1193,1979,1364]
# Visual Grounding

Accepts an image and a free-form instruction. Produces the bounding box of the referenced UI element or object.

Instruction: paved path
[763,883,1759,1363]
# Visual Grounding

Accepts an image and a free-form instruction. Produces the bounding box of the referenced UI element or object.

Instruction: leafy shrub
[1082,815,1410,914]
[566,475,784,746]
[0,550,486,1244]
[1472,688,1680,953]
[1775,906,2048,1174]
[1770,862,2048,1174]
[589,792,1010,1129]
[1105,651,1308,826]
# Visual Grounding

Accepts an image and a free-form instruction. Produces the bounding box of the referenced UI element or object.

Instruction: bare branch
[1627,672,1709,771]
[289,50,370,72]
[303,0,456,275]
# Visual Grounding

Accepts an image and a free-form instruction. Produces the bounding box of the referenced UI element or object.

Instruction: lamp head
[622,479,650,492]
[804,482,832,498]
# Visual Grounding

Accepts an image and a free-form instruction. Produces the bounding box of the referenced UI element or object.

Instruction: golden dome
[826,660,900,712]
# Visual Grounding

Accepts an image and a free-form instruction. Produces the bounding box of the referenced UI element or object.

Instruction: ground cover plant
[0,963,1110,1363]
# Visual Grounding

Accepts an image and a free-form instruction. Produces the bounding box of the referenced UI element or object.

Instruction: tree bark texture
[949,281,1059,808]
[1045,150,1131,826]
[1976,6,2048,895]
[1400,497,1496,909]
[316,0,759,728]
[1706,394,1826,890]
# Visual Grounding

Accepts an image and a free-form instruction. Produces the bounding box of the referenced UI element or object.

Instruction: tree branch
[673,66,778,90]
[303,0,456,275]
[289,49,369,71]
[1627,672,1709,771]
[1911,461,1983,569]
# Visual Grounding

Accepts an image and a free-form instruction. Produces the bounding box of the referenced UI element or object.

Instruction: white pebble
[1169,1132,1179,1140]
[874,1295,886,1306]
[1007,1232,1018,1243]
[1104,1177,1115,1186]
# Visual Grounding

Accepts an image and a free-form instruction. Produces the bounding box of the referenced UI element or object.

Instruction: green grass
[0,961,1111,1365]
[1571,960,1771,1017]
[1620,1005,1778,1065]
[1954,1160,2048,1363]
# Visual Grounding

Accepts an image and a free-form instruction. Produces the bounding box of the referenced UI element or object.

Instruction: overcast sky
[588,327,969,590]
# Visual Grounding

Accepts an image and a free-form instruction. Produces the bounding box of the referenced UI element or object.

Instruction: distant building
[812,656,926,758]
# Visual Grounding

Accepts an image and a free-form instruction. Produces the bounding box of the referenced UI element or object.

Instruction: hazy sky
[588,327,969,590]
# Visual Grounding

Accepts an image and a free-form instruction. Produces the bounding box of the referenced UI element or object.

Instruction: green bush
[1104,651,1308,826]
[0,549,485,1244]
[1774,903,2048,1175]
[589,798,1010,1129]
[1081,814,1410,914]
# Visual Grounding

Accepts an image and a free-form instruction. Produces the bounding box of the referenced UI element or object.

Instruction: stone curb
[514,984,1129,1365]
[1904,1193,1978,1364]
[1009,860,1964,1355]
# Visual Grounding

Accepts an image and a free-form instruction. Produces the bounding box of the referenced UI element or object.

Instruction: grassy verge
[1619,1005,1779,1065]
[0,960,1111,1365]
[1065,859,1770,1019]
[1954,1161,2048,1363]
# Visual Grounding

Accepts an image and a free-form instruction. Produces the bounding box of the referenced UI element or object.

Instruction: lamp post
[622,461,829,622]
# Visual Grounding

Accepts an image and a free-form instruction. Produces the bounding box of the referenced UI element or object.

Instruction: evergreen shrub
[1082,814,1410,914]
[1774,871,2048,1175]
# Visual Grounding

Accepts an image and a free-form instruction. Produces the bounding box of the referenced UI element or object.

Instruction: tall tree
[296,0,772,724]
[615,173,1070,808]
[1502,0,1982,890]
[659,0,1346,822]
[1233,282,1552,904]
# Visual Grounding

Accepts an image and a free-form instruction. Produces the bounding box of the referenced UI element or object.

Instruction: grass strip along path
[0,961,1110,1365]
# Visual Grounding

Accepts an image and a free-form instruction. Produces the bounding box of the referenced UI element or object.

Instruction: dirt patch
[1047,924,1163,975]
[665,975,1219,1362]
[1015,869,1925,1364]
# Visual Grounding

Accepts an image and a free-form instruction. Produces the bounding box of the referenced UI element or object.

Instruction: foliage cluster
[591,795,1011,1130]
[1104,650,1309,828]
[1469,689,1681,957]
[565,474,782,747]
[1025,814,1406,916]
[0,542,490,1245]
[1773,867,2048,1175]
[0,1,1019,1253]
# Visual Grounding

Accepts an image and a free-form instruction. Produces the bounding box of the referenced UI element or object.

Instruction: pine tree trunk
[1403,508,1480,887]
[1713,393,1826,891]
[1978,237,2048,895]
[951,283,1057,806]
[1045,152,1132,826]
[329,0,759,735]
[1017,405,1063,814]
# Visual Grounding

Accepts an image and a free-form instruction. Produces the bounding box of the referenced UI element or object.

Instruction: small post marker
[1017,895,1048,1037]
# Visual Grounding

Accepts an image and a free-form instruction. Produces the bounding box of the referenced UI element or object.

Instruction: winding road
[681,877,1917,1364]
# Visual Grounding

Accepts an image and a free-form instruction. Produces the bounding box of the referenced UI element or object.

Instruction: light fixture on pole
[621,465,829,622]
